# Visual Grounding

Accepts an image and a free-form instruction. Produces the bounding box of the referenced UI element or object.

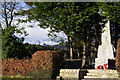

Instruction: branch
[1,14,6,19]
[9,2,16,26]
[4,2,9,28]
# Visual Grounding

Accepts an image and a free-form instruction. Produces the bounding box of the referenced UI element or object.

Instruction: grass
[1,75,56,80]
[1,74,31,78]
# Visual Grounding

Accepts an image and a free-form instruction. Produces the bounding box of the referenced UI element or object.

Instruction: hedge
[116,38,120,72]
[2,51,64,78]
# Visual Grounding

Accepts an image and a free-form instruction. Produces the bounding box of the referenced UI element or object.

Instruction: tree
[18,2,120,67]
[0,1,29,59]
[0,1,17,28]
[2,26,26,59]
[19,2,100,59]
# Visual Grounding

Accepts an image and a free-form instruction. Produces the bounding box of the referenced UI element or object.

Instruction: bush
[2,51,64,79]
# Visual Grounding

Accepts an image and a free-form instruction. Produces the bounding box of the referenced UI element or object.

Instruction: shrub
[2,51,64,79]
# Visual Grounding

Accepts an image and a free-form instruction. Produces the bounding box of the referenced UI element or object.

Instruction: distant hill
[53,45,67,50]
[41,43,67,50]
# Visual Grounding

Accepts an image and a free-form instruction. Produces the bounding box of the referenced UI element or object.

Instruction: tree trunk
[70,45,73,60]
[82,26,87,67]
[82,44,86,67]
[68,36,73,60]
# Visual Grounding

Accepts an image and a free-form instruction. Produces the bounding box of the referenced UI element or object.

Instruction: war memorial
[56,18,120,80]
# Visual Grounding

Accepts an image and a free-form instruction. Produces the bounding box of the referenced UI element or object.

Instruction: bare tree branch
[9,2,16,26]
[0,1,17,28]
[4,2,9,28]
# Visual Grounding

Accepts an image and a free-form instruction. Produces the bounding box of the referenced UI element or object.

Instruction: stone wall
[116,38,120,72]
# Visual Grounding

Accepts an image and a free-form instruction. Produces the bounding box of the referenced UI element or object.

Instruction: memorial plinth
[95,20,114,69]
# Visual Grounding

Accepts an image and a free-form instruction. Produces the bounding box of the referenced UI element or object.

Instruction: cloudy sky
[1,18,67,45]
[18,21,67,45]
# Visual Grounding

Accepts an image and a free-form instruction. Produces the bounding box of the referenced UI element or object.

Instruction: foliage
[21,2,100,38]
[17,2,120,66]
[0,2,29,59]
[2,25,61,59]
[2,26,31,59]
[19,2,102,59]
[22,2,120,43]
[28,3,96,61]
[97,2,120,24]
[1,2,60,59]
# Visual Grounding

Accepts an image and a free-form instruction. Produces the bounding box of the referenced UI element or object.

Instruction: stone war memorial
[95,19,115,69]
[57,18,120,80]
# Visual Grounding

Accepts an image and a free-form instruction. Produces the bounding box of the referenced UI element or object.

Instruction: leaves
[2,27,31,59]
[18,2,120,60]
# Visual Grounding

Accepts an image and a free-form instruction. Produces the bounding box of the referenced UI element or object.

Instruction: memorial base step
[56,69,80,80]
[56,69,119,80]
[82,69,119,80]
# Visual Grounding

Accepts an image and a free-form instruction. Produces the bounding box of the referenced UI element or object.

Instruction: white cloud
[23,25,67,45]
[24,25,50,44]
[16,21,50,44]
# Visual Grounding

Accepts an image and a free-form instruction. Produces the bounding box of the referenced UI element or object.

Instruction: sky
[17,21,67,45]
[11,16,67,45]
